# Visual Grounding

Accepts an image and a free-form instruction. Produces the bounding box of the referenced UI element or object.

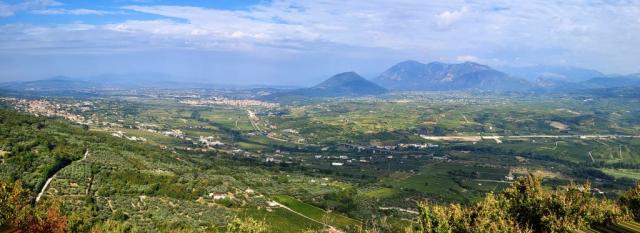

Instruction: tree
[225,216,267,233]
[191,110,201,120]
[90,219,139,233]
[18,199,67,233]
[0,181,15,226]
[0,180,67,233]
[0,180,31,228]
[66,207,94,233]
[620,182,640,221]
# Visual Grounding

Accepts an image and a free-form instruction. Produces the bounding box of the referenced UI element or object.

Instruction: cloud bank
[0,0,639,83]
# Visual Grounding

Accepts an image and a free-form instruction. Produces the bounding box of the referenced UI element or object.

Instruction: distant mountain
[530,77,575,91]
[374,60,530,91]
[85,73,175,88]
[573,86,640,98]
[0,76,100,91]
[0,74,218,91]
[578,74,640,89]
[500,65,605,82]
[274,72,387,98]
[531,73,640,92]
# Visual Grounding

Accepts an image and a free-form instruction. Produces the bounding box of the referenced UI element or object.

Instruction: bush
[225,217,267,233]
[0,180,67,233]
[620,182,640,221]
[410,174,631,233]
[90,219,139,233]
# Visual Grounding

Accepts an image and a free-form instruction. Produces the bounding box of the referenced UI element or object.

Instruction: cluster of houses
[199,136,225,148]
[162,129,185,139]
[265,156,294,164]
[208,188,258,201]
[110,130,147,142]
[397,143,440,149]
[5,98,91,125]
[315,153,447,166]
[180,97,278,108]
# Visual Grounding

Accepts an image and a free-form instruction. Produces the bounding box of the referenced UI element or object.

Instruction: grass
[200,108,254,131]
[591,221,640,233]
[363,188,397,199]
[272,195,360,228]
[381,162,509,203]
[601,168,640,180]
[239,208,323,233]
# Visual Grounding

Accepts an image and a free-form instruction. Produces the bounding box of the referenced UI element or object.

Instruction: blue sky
[0,0,639,85]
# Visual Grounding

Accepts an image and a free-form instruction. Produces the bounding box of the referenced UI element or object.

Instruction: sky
[0,0,639,85]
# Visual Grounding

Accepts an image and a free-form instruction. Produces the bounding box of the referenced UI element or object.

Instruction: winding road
[35,149,89,203]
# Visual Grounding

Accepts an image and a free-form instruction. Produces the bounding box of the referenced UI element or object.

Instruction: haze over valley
[1,1,640,233]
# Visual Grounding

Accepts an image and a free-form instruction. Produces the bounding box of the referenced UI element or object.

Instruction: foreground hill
[0,109,355,232]
[375,60,530,91]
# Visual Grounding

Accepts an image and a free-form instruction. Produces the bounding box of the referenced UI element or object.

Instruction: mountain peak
[299,71,387,97]
[263,71,387,99]
[461,61,490,68]
[375,60,529,91]
[397,60,424,65]
[46,76,74,81]
[323,71,361,81]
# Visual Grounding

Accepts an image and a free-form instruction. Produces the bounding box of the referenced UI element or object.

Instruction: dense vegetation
[410,175,638,233]
[3,175,639,232]
[0,109,85,191]
[0,109,358,232]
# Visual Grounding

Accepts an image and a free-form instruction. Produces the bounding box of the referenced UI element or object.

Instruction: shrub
[225,216,267,233]
[410,174,631,233]
[620,182,640,221]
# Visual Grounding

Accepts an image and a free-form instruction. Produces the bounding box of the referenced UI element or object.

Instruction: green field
[272,195,360,228]
[239,208,323,232]
[2,89,640,232]
[363,187,397,199]
[382,162,509,203]
[602,168,640,180]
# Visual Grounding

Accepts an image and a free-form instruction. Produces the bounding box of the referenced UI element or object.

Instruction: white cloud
[435,6,468,28]
[0,0,60,17]
[31,8,124,15]
[1,0,640,73]
[456,55,479,62]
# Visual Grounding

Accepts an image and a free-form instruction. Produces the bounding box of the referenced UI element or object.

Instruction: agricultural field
[1,89,640,232]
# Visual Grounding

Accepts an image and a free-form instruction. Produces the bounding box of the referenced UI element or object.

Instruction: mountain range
[0,73,232,91]
[499,65,605,82]
[374,60,531,91]
[2,61,639,97]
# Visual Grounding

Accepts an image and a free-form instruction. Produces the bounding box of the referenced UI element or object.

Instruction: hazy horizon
[1,0,639,86]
